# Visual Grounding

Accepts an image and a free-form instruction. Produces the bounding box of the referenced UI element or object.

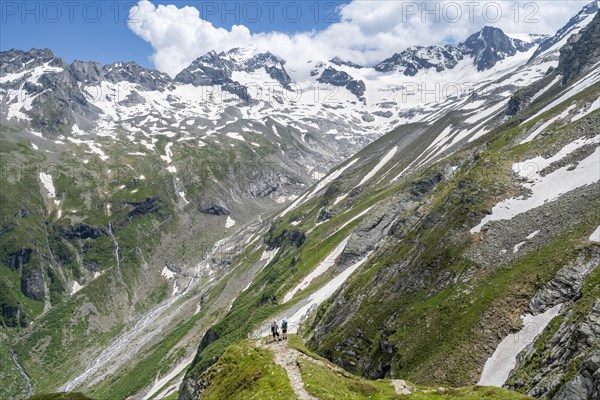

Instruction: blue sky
[1,1,348,67]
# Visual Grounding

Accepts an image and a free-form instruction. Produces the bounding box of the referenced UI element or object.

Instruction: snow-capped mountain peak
[374,25,540,76]
[458,26,538,71]
[374,44,464,75]
[174,47,292,93]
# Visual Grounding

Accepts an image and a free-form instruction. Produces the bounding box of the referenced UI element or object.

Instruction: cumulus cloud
[128,0,592,79]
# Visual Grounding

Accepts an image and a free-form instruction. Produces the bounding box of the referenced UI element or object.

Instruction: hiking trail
[260,339,317,400]
[259,337,415,398]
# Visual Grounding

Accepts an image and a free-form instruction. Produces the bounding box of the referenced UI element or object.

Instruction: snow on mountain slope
[478,304,563,387]
[3,5,600,400]
[282,234,351,304]
[471,137,600,234]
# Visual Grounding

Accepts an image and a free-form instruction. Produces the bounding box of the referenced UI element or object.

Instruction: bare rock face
[553,350,600,400]
[529,251,600,314]
[317,67,366,101]
[21,265,45,302]
[557,10,600,83]
[508,250,600,398]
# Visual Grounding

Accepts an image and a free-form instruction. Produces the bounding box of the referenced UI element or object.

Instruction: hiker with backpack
[271,320,280,342]
[281,319,288,340]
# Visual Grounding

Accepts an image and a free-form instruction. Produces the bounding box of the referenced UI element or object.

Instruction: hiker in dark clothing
[281,319,288,340]
[271,320,280,342]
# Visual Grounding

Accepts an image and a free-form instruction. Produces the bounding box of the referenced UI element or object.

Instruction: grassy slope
[183,193,378,382]
[184,81,599,393]
[0,122,299,399]
[308,84,600,385]
[198,339,296,400]
[198,336,532,400]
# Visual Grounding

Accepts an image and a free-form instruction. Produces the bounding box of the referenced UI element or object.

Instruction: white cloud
[128,0,593,79]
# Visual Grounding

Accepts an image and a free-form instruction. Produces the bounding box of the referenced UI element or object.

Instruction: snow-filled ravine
[253,252,372,337]
[282,234,351,303]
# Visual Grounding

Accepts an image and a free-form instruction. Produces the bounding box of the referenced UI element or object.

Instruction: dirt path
[261,339,318,400]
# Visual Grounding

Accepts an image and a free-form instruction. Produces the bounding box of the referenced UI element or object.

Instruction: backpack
[282,320,288,329]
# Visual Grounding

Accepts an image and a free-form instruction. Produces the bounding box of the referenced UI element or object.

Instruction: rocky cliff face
[557,11,600,83]
[530,2,599,61]
[174,47,292,99]
[459,26,535,71]
[316,67,366,101]
[375,45,464,76]
[507,250,600,399]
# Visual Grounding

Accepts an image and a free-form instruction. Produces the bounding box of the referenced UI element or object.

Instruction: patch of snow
[572,97,600,122]
[285,252,372,334]
[71,124,85,135]
[226,132,245,141]
[478,304,563,387]
[161,266,175,280]
[531,75,562,102]
[520,104,575,144]
[471,139,600,233]
[590,226,600,243]
[524,67,600,124]
[526,230,540,240]
[178,191,189,205]
[328,206,374,239]
[142,356,195,400]
[260,247,279,263]
[31,143,38,150]
[271,124,280,137]
[72,281,83,295]
[513,241,526,253]
[39,173,56,198]
[333,194,348,206]
[357,146,397,187]
[282,235,351,303]
[162,142,174,164]
[225,216,236,228]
